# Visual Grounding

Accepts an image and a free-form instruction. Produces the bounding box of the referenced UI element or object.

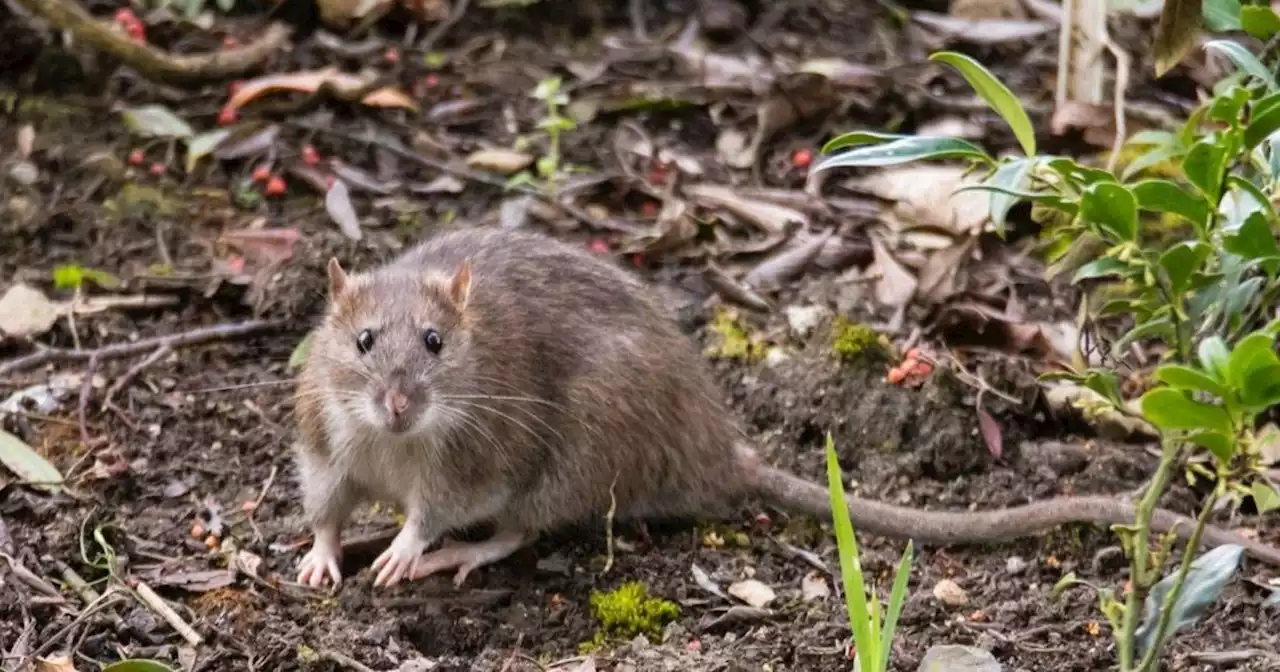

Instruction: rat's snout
[384,390,410,417]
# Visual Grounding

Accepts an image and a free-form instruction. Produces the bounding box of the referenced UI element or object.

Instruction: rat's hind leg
[409,528,530,587]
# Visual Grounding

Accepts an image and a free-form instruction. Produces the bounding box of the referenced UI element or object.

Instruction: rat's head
[312,256,475,436]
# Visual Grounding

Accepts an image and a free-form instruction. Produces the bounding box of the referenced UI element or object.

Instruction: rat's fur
[294,227,1280,587]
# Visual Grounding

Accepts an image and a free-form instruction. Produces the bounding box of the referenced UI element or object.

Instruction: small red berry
[251,165,271,183]
[127,22,145,42]
[383,47,400,64]
[222,36,237,49]
[113,8,136,24]
[588,239,609,254]
[228,80,245,96]
[792,148,813,168]
[301,144,320,166]
[424,73,439,88]
[264,175,287,196]
[216,106,238,126]
[127,149,145,166]
[149,162,165,176]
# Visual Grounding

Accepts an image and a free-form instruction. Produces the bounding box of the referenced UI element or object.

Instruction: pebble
[728,578,776,608]
[917,644,1001,671]
[800,571,830,601]
[932,578,969,607]
[7,161,38,186]
[1005,556,1028,575]
[784,304,829,339]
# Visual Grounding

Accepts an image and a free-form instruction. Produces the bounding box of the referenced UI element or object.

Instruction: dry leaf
[868,236,918,308]
[0,283,61,339]
[226,68,418,113]
[727,579,777,608]
[913,12,1052,44]
[16,124,35,158]
[316,0,394,28]
[800,572,831,601]
[850,164,989,236]
[685,184,808,234]
[464,148,534,175]
[743,229,834,291]
[219,227,302,264]
[917,236,976,304]
[34,656,77,672]
[325,179,363,240]
[977,406,1003,458]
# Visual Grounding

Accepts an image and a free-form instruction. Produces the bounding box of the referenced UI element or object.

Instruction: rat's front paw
[297,544,343,588]
[371,527,429,588]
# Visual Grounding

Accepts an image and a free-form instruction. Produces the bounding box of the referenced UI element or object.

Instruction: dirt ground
[2,1,1279,671]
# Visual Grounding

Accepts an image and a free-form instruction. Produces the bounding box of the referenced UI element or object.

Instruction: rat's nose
[384,390,410,416]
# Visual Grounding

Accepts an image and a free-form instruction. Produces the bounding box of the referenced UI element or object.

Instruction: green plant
[825,432,912,672]
[509,76,578,191]
[586,581,680,648]
[813,32,1280,672]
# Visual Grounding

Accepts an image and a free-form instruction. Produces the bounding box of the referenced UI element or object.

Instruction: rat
[293,227,1280,589]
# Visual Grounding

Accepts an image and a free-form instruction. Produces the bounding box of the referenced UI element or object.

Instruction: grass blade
[878,540,914,671]
[825,432,875,672]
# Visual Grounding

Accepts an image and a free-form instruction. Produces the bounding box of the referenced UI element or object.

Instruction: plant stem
[1117,440,1183,670]
[1134,488,1220,672]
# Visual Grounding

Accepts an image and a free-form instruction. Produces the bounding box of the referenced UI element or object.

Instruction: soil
[1,1,1278,671]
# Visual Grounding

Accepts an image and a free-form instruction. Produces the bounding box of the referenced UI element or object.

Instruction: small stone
[800,571,830,601]
[763,348,791,367]
[784,304,829,339]
[933,578,969,607]
[1005,556,1028,575]
[728,578,777,608]
[7,161,38,186]
[917,644,1001,671]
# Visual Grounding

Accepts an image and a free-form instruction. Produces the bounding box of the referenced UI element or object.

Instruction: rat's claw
[410,529,527,586]
[371,527,429,588]
[297,546,343,588]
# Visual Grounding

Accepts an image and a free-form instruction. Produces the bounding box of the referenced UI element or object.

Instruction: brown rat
[294,227,1280,589]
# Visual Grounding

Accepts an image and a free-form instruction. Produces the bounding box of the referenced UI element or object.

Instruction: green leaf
[1181,140,1230,202]
[1226,332,1280,390]
[1188,431,1235,464]
[812,136,991,171]
[1204,40,1277,91]
[119,104,195,139]
[1046,158,1117,187]
[1154,0,1204,77]
[952,183,1078,215]
[1116,314,1176,352]
[1084,370,1125,407]
[0,428,64,493]
[1252,481,1280,513]
[102,661,180,672]
[986,157,1035,233]
[1223,212,1280,261]
[879,540,913,671]
[1199,337,1231,380]
[1051,571,1080,599]
[288,331,315,371]
[1240,362,1280,410]
[928,51,1036,156]
[1158,242,1212,293]
[1154,365,1228,398]
[1080,182,1138,241]
[1245,98,1280,149]
[52,264,122,291]
[1127,129,1180,147]
[824,433,875,672]
[1226,177,1276,224]
[1243,6,1280,40]
[821,131,910,154]
[1073,258,1131,282]
[1132,179,1210,226]
[1203,0,1242,31]
[1140,388,1233,435]
[1122,144,1186,181]
[1208,85,1250,126]
[1134,544,1244,656]
[185,129,231,174]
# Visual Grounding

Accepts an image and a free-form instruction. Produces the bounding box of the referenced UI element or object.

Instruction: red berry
[424,73,439,88]
[384,47,400,64]
[114,8,136,24]
[264,175,287,196]
[216,106,238,126]
[127,149,145,166]
[222,36,237,49]
[301,144,320,166]
[149,162,165,176]
[127,22,145,43]
[588,239,609,254]
[228,80,245,96]
[792,148,813,168]
[251,165,271,183]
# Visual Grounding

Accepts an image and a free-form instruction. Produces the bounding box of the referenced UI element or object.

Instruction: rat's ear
[449,259,472,310]
[327,258,348,299]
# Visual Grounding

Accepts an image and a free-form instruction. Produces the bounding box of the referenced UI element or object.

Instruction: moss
[583,581,680,651]
[831,318,884,362]
[103,183,181,221]
[704,306,769,361]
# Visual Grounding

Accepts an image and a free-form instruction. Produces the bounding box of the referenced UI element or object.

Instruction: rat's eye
[423,328,444,354]
[356,329,375,354]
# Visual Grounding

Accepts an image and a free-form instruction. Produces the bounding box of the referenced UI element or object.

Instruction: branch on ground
[10,0,293,86]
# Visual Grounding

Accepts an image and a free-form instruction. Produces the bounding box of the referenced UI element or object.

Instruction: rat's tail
[749,455,1280,567]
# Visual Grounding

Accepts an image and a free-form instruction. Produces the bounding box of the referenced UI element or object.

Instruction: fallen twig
[419,0,471,50]
[10,0,291,86]
[132,579,203,645]
[319,649,377,672]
